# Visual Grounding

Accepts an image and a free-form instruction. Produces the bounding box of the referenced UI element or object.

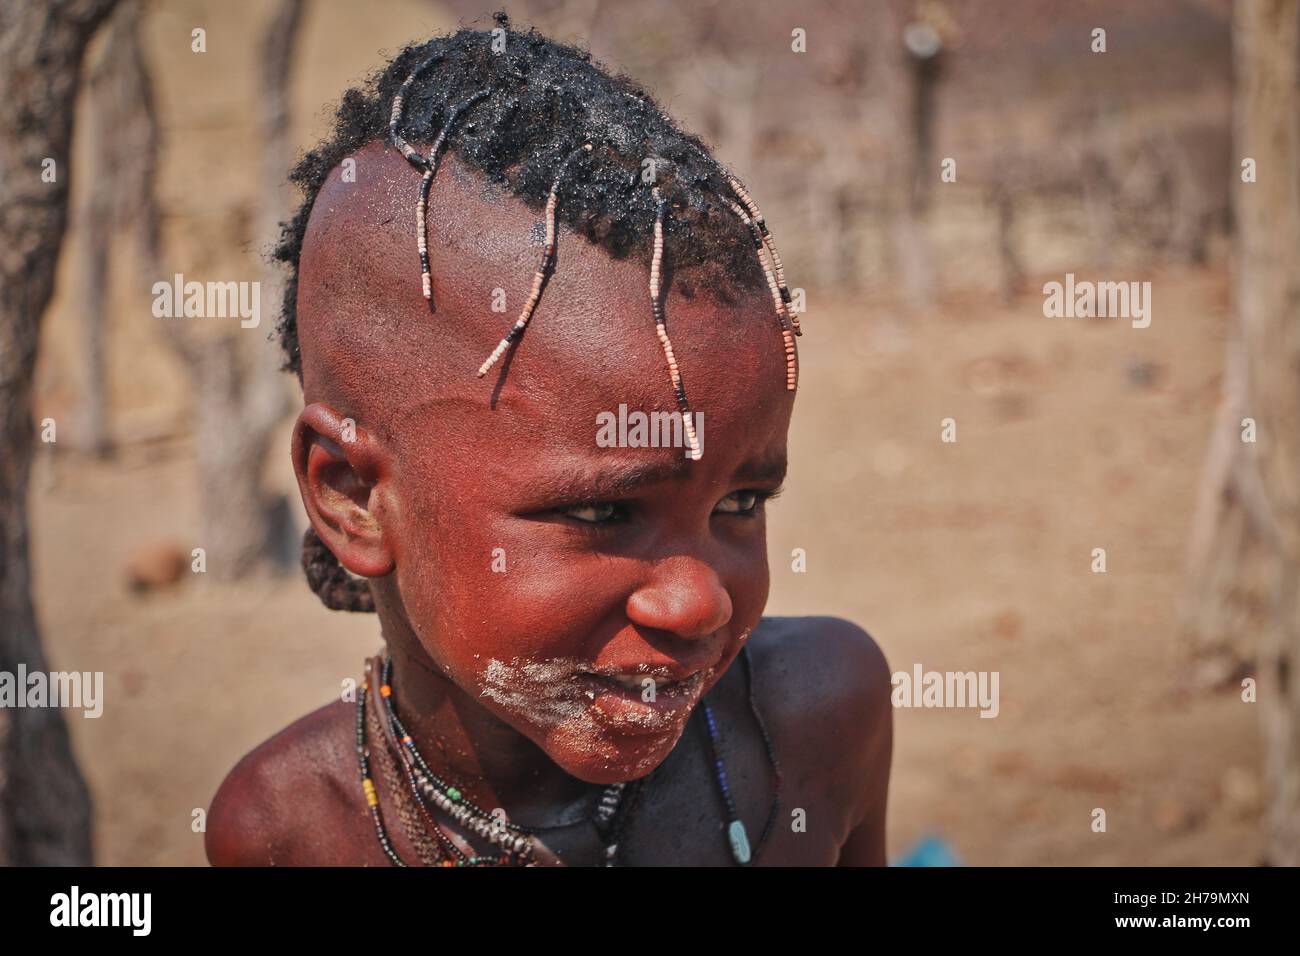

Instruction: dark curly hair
[282,12,799,612]
[273,12,793,377]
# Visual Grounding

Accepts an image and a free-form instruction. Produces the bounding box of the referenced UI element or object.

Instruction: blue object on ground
[891,834,961,867]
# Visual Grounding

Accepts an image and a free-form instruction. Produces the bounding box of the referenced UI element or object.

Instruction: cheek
[385,483,503,675]
[699,541,771,680]
[392,495,631,680]
[718,530,771,627]
[460,546,635,666]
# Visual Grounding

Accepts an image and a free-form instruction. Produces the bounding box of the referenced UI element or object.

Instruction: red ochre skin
[205,142,892,866]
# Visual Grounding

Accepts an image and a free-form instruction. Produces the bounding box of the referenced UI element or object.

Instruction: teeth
[584,670,702,689]
[592,673,669,689]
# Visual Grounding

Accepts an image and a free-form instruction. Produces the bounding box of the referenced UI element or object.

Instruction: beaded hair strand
[388,53,444,168]
[703,153,799,390]
[477,143,593,377]
[650,187,702,460]
[389,55,491,304]
[630,89,801,390]
[725,175,799,332]
[415,91,490,300]
[727,198,798,391]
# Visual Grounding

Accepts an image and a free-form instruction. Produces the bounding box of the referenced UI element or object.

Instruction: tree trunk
[75,173,111,456]
[880,7,941,313]
[1233,0,1300,866]
[73,0,157,457]
[0,0,118,866]
[1189,0,1300,864]
[1181,334,1277,686]
[990,176,1024,304]
[157,0,298,580]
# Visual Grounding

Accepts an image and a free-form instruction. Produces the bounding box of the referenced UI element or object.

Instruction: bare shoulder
[745,616,893,861]
[205,698,359,866]
[747,615,892,732]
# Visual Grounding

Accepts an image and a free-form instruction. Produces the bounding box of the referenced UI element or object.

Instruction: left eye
[560,502,622,524]
[714,490,761,515]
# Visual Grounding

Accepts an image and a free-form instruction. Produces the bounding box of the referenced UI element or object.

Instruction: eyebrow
[530,453,788,502]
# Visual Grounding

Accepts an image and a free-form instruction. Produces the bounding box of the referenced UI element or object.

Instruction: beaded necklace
[356,645,780,866]
[358,655,646,866]
[380,654,653,863]
[700,644,783,864]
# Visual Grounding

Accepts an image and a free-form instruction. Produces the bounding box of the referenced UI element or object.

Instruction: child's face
[297,144,795,782]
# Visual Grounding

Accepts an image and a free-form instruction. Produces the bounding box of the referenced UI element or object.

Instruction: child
[206,14,892,866]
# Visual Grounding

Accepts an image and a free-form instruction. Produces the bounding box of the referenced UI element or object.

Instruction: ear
[291,403,395,578]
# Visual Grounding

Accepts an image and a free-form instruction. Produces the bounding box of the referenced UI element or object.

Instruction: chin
[540,719,690,785]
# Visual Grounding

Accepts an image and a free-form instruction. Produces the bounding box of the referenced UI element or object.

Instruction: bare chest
[314,673,851,867]
[608,705,847,866]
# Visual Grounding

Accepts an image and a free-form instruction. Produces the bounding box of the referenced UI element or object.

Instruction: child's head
[279,15,798,783]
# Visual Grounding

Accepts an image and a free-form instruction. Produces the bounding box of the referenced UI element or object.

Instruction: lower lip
[576,672,707,734]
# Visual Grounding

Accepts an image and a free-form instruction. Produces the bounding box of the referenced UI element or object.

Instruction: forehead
[297,140,795,471]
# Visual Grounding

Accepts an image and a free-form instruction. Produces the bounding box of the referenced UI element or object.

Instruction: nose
[625,555,733,640]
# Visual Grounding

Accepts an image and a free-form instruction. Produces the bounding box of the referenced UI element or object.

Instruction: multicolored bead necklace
[357,654,648,866]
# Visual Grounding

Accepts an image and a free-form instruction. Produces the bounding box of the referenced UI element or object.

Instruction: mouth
[573,667,712,734]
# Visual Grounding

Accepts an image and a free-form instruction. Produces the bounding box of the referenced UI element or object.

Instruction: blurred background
[4,0,1295,865]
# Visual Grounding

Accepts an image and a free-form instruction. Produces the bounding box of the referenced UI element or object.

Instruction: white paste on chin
[477,656,710,769]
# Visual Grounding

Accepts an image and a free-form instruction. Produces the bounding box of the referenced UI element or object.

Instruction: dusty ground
[29,262,1263,866]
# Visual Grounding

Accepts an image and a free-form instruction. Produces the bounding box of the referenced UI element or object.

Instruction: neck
[377,617,597,824]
